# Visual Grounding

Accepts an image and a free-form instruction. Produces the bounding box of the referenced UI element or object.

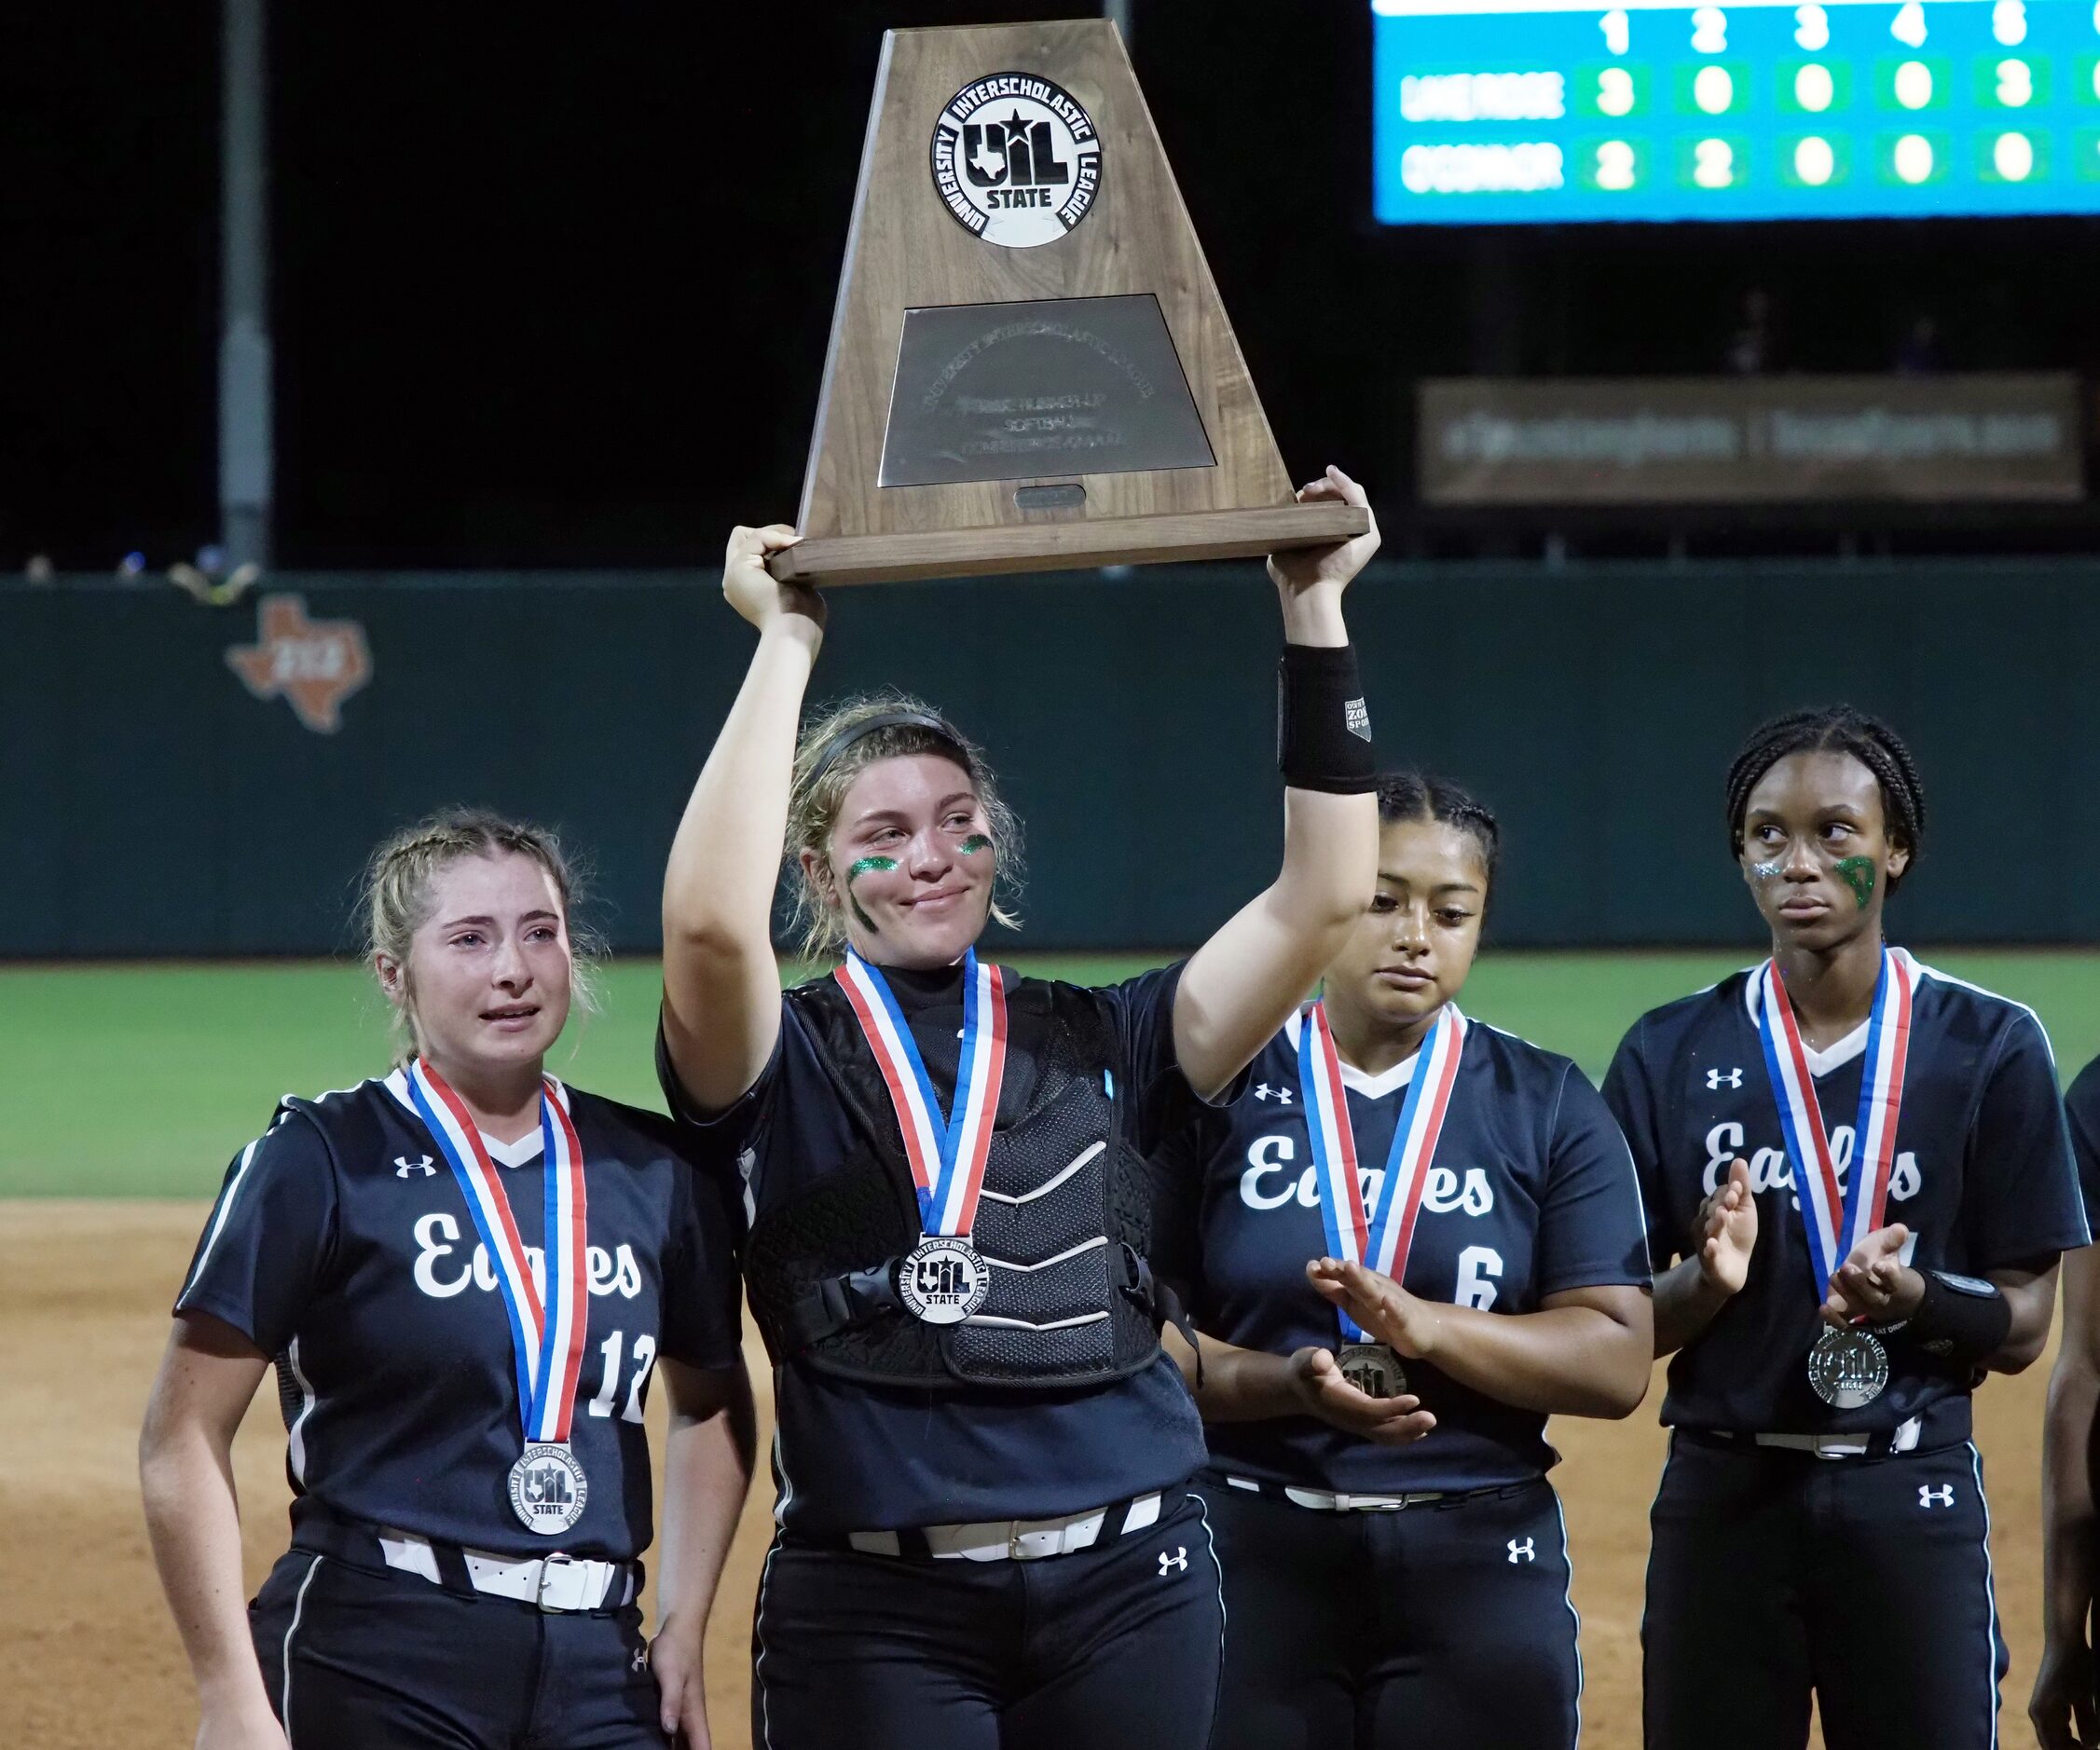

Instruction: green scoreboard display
[1372,0,2100,221]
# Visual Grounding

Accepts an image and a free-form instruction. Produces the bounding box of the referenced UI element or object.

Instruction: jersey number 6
[1455,1247,1503,1311]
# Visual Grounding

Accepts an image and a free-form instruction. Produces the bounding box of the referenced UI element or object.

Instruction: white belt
[1740,1416,1922,1459]
[377,1529,635,1612]
[848,1491,1163,1562]
[1224,1475,1446,1512]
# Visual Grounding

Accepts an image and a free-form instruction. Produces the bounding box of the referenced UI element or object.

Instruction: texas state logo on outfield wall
[225,593,372,733]
[930,73,1101,247]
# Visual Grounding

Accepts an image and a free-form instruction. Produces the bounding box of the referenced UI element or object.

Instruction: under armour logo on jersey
[1707,1068,1743,1090]
[630,1645,649,1675]
[1253,1083,1295,1105]
[1158,1546,1187,1576]
[1919,1484,1955,1509]
[394,1155,436,1178]
[1507,1538,1535,1564]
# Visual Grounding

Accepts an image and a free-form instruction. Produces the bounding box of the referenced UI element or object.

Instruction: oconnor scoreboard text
[1372,0,2100,222]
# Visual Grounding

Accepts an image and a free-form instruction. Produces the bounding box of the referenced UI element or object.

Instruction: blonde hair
[786,692,1024,964]
[362,809,602,1055]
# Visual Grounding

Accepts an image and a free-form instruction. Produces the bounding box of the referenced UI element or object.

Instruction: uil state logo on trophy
[929,73,1101,248]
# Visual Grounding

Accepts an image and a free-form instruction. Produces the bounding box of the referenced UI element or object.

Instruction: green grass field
[5,950,2097,1197]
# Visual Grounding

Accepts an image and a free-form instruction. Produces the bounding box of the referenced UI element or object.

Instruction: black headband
[804,709,975,794]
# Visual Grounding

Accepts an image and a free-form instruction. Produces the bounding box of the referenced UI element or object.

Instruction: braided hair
[1377,771,1501,893]
[1723,706,1928,890]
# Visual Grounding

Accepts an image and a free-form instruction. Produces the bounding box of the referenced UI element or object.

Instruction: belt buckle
[1008,1522,1057,1561]
[535,1551,578,1613]
[1334,1492,1404,1512]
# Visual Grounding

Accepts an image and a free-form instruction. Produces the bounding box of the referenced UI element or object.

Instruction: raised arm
[662,525,823,1113]
[139,1313,285,1750]
[1173,469,1383,1100]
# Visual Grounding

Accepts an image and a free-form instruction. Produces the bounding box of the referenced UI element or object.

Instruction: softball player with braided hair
[140,810,753,1750]
[658,475,1381,1749]
[1152,770,1653,1750]
[1603,705,2088,1750]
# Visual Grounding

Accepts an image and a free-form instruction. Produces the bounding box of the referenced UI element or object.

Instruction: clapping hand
[1283,1345,1435,1447]
[1822,1224,1921,1329]
[1306,1257,1445,1360]
[1693,1158,1759,1297]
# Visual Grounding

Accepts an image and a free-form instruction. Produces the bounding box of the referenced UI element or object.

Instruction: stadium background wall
[7,559,2097,957]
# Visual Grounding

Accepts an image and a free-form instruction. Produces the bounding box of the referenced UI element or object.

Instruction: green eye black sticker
[1833,856,1875,909]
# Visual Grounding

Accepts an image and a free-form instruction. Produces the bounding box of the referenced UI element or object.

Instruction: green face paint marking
[1833,856,1875,909]
[844,855,897,935]
[959,834,994,856]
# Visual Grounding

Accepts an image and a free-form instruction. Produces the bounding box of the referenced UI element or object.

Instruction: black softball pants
[250,1548,665,1749]
[1204,1476,1582,1750]
[1643,1432,2005,1750]
[749,1490,1224,1749]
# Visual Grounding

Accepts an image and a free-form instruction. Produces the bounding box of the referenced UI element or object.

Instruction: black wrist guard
[1902,1269,2012,1369]
[1277,643,1377,793]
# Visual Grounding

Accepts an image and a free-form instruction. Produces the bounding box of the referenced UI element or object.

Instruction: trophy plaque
[770,20,1369,586]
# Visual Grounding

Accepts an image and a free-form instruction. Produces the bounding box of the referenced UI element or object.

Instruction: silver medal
[508,1442,589,1535]
[897,1237,990,1325]
[1338,1342,1407,1401]
[1805,1326,1888,1411]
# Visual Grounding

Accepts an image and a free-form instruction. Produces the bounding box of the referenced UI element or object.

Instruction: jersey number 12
[584,1330,658,1423]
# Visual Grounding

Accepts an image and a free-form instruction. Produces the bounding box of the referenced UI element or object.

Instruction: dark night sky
[10,2,2100,569]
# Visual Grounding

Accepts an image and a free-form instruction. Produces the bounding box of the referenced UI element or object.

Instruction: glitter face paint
[1833,856,1875,909]
[1748,860,1786,884]
[845,855,897,934]
[959,834,994,856]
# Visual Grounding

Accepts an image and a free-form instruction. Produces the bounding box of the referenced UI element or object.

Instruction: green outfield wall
[7,560,2096,955]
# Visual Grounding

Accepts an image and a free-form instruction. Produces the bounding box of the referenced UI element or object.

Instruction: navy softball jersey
[658,963,1209,1538]
[2068,1053,2100,1219]
[1604,959,2088,1441]
[1155,1009,1652,1493]
[176,1071,744,1562]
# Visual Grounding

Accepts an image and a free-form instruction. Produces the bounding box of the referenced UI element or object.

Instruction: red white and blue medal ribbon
[1299,1000,1467,1342]
[835,950,1009,1238]
[1753,947,1916,1306]
[406,1060,591,1458]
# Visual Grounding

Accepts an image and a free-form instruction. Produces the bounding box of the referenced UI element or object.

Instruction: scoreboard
[1371,0,2100,221]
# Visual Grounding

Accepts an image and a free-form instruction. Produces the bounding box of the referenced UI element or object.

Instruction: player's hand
[1306,1258,1443,1360]
[193,1700,291,1750]
[1267,466,1379,595]
[650,1624,713,1749]
[721,523,822,637]
[1284,1346,1436,1446]
[1822,1224,1922,1328]
[1692,1158,1758,1297]
[2029,1633,2099,1750]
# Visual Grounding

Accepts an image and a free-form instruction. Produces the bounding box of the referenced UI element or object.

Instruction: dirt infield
[4,1199,2056,1748]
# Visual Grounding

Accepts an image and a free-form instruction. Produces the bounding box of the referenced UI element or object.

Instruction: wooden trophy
[770,18,1368,586]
